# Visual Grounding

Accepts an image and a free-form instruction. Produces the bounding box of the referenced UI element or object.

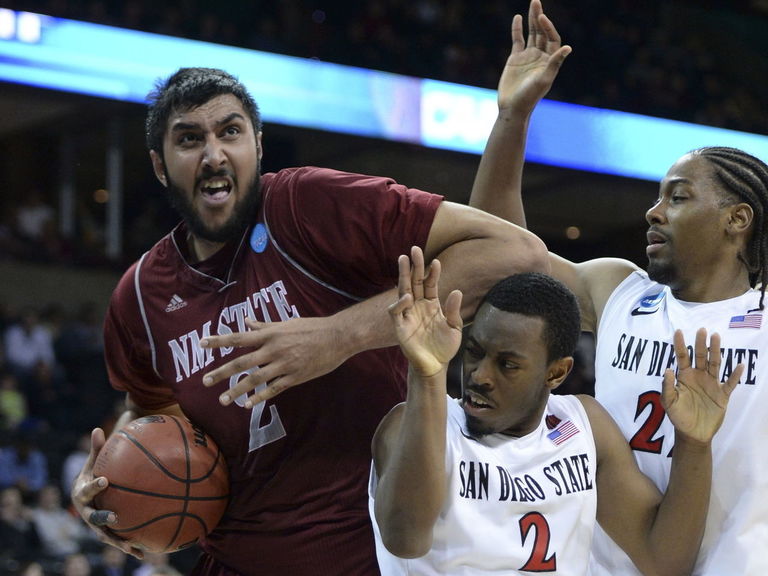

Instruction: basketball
[93,415,229,553]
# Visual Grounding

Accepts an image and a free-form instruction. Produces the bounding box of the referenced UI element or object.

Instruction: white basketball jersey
[589,271,768,576]
[370,394,597,575]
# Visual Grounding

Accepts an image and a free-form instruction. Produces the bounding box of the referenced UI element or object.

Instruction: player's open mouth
[200,178,233,204]
[464,390,493,410]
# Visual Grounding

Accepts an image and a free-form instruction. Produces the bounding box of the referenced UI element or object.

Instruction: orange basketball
[93,415,229,553]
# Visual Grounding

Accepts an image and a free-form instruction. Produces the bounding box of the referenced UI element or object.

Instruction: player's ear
[150,150,168,187]
[256,131,263,162]
[726,202,753,236]
[546,357,574,391]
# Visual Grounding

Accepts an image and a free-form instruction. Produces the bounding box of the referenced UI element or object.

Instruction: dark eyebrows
[658,176,693,195]
[660,176,692,189]
[169,112,247,134]
[169,121,199,134]
[464,335,522,360]
[216,112,246,128]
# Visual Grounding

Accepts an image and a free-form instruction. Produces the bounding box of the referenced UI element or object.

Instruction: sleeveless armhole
[133,252,163,379]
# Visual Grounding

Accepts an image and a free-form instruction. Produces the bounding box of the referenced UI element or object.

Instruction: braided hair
[692,146,768,310]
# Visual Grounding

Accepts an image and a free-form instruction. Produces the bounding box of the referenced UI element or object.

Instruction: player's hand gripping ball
[93,415,229,553]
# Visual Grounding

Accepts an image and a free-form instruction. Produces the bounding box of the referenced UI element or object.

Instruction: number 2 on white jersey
[519,512,556,571]
[630,391,671,456]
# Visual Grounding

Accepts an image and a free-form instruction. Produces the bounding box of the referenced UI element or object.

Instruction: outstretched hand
[388,246,463,378]
[499,0,571,114]
[662,328,742,444]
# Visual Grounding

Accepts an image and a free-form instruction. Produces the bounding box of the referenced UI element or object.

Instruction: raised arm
[372,246,463,558]
[469,0,570,225]
[587,328,741,576]
[468,0,637,333]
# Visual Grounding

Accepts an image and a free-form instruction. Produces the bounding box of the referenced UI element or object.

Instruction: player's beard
[463,413,493,439]
[165,166,261,244]
[646,259,679,288]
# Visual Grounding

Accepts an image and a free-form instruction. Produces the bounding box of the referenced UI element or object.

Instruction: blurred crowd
[0,302,198,575]
[7,0,768,135]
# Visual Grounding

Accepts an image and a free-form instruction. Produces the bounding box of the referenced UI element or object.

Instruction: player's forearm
[648,435,713,576]
[325,230,546,354]
[327,288,399,355]
[435,219,549,319]
[375,369,447,558]
[469,108,530,227]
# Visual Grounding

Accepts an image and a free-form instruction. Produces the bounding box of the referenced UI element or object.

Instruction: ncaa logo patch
[630,291,665,316]
[250,223,268,253]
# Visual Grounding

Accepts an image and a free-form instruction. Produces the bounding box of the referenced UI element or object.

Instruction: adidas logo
[165,294,188,312]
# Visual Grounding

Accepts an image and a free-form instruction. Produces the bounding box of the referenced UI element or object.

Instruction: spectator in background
[18,561,45,576]
[92,546,136,576]
[23,359,75,433]
[14,188,55,243]
[3,308,57,379]
[54,302,115,432]
[0,431,49,496]
[0,486,42,570]
[31,484,91,560]
[0,371,28,431]
[12,187,65,262]
[146,567,182,576]
[62,552,93,576]
[61,433,91,501]
[55,302,105,371]
[132,553,175,576]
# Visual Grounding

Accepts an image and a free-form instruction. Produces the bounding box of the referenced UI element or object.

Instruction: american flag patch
[547,420,580,445]
[728,313,762,329]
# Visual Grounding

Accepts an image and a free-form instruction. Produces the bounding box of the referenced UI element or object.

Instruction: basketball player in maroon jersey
[70,3,568,573]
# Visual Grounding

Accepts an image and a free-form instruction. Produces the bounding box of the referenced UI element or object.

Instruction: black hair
[693,146,768,309]
[144,67,262,157]
[479,272,581,362]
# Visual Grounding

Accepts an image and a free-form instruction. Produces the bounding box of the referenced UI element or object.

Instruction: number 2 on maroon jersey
[519,512,556,572]
[229,371,287,451]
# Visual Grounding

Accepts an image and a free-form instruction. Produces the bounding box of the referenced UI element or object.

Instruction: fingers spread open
[423,258,441,301]
[397,254,412,301]
[510,14,524,52]
[527,0,543,48]
[672,329,691,370]
[409,246,426,301]
[693,327,709,371]
[444,289,464,331]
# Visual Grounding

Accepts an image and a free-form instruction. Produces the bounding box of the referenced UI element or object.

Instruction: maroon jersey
[103,167,442,575]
